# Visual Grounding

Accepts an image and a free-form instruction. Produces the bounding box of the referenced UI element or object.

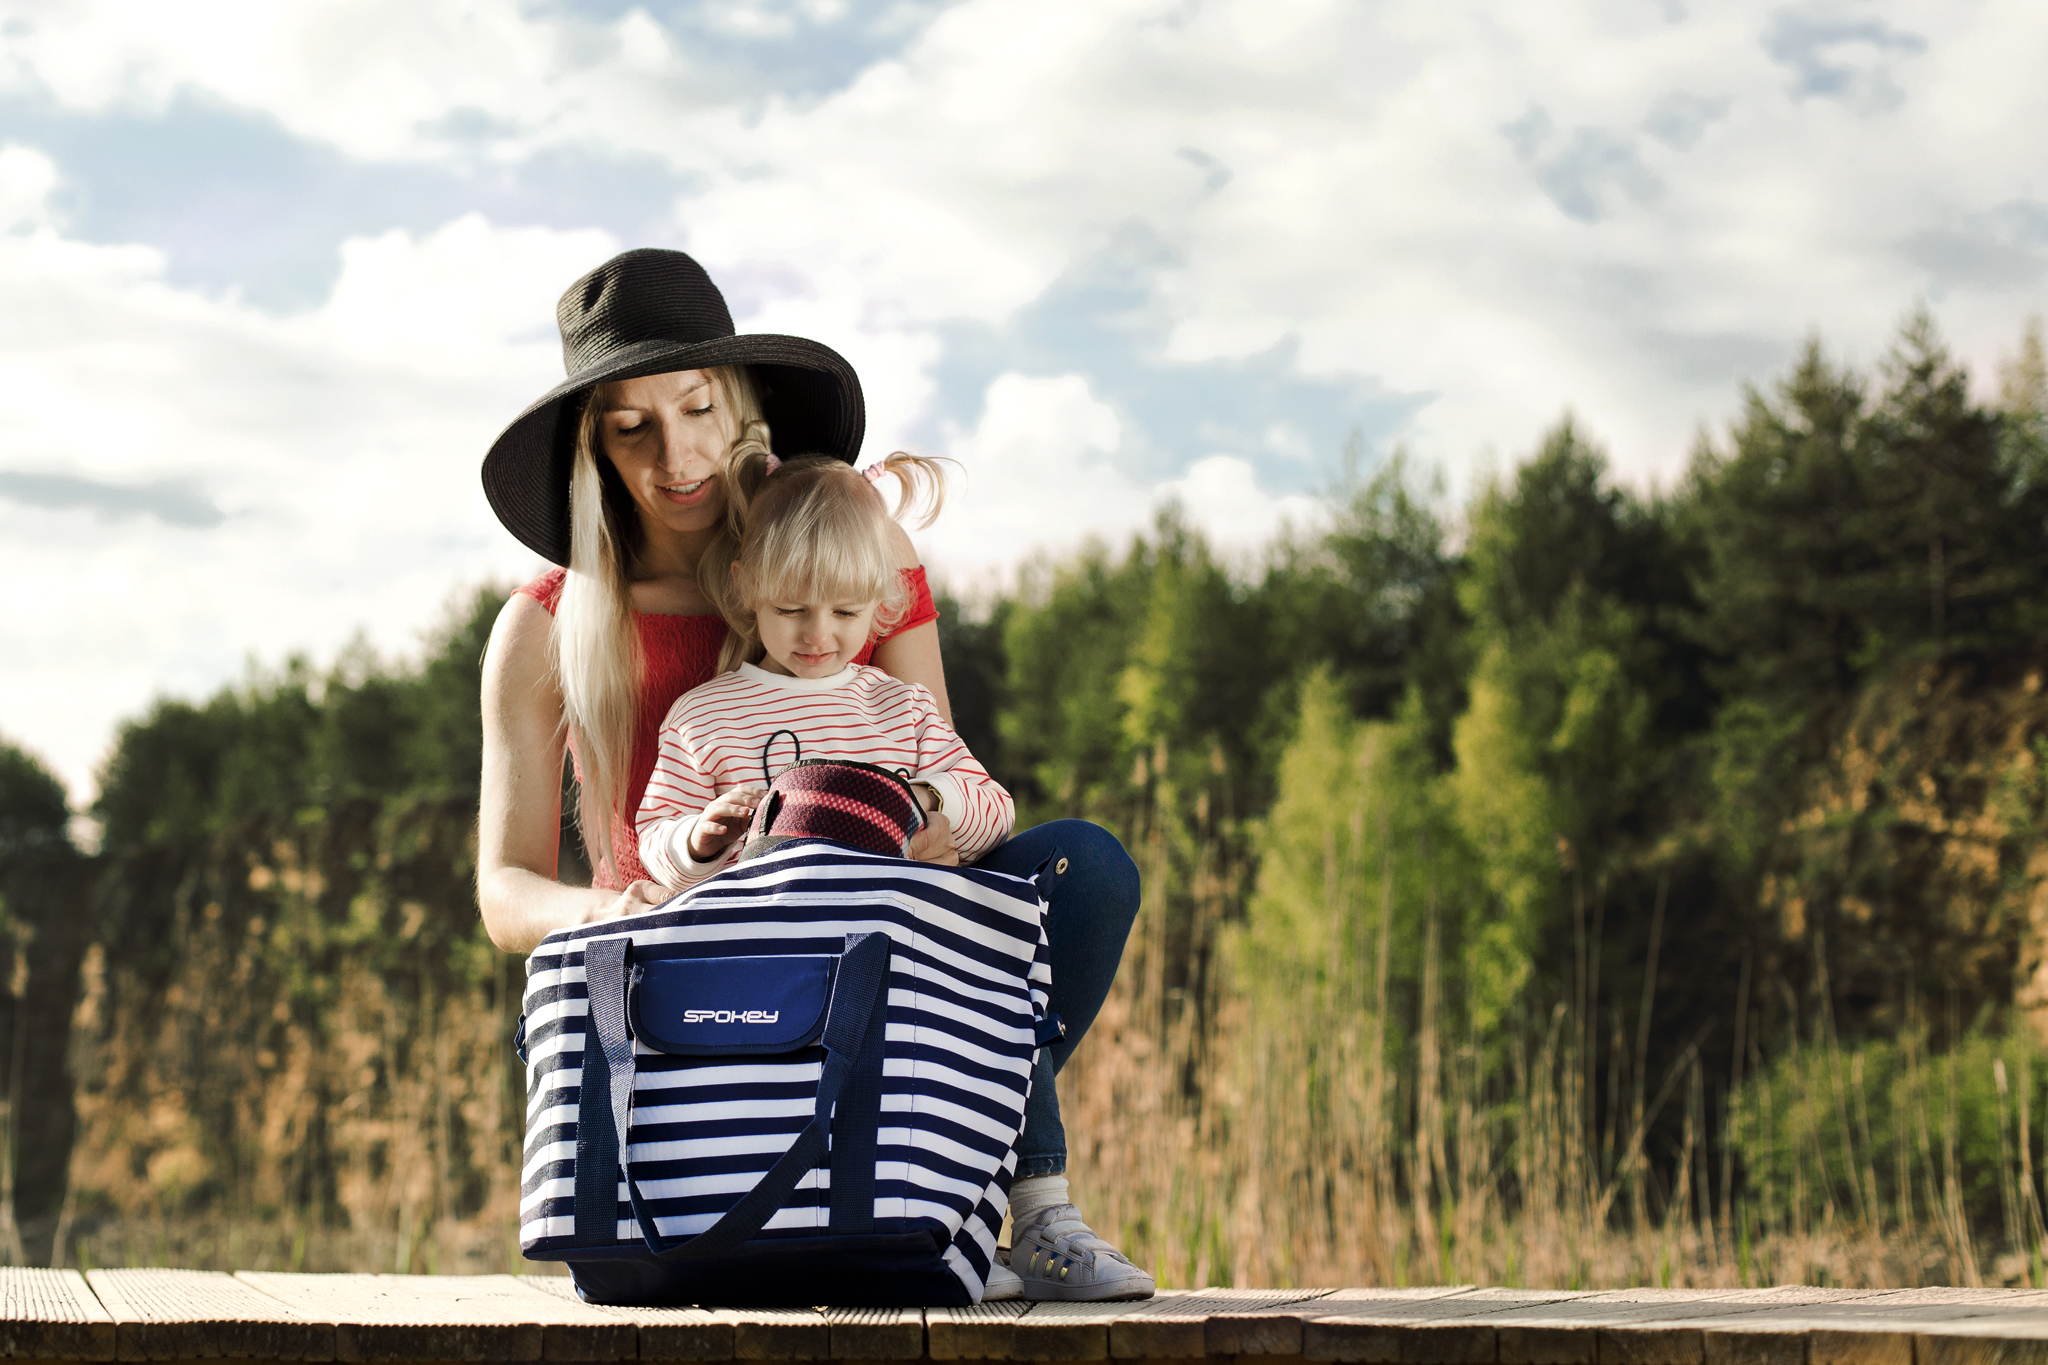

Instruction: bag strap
[577,932,892,1260]
[571,964,625,1244]
[827,942,891,1232]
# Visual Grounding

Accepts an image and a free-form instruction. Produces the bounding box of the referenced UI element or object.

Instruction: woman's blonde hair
[552,365,774,881]
[716,451,951,675]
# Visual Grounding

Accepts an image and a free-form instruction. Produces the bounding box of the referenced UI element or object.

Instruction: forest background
[3,313,2048,1288]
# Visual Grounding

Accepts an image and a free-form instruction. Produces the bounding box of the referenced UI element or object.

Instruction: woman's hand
[909,811,960,866]
[588,879,669,924]
[687,785,767,862]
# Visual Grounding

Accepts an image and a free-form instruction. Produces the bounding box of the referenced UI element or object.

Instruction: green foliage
[2000,319,2048,499]
[1240,670,1507,1038]
[0,738,71,857]
[94,586,503,855]
[933,591,1012,789]
[1733,1022,2048,1255]
[1689,322,2048,887]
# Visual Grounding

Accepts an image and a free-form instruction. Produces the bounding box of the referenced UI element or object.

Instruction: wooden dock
[10,1272,2048,1365]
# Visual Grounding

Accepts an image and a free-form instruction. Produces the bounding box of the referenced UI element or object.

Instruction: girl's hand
[908,812,959,866]
[587,879,668,925]
[687,786,767,862]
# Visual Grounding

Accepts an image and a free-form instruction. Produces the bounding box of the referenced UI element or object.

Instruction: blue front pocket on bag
[629,954,837,1055]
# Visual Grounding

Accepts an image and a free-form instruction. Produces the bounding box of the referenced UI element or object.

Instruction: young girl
[631,449,1153,1302]
[635,452,1013,889]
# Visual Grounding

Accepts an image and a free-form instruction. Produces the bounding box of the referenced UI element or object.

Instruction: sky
[2,0,2046,806]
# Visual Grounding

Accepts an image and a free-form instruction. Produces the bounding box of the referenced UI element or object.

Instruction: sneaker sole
[1020,1280,1156,1301]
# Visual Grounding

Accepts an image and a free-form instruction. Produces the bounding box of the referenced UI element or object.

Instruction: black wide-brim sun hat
[483,248,865,566]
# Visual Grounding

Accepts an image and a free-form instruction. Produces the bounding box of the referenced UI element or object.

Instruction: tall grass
[43,747,2047,1286]
[1056,733,2048,1291]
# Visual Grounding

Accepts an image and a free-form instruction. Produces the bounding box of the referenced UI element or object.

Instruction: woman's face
[597,369,733,539]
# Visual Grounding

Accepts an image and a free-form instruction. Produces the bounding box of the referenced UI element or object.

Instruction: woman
[476,248,1151,1301]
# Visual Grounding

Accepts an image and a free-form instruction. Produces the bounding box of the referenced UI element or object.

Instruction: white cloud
[0,214,615,800]
[3,0,2048,804]
[914,371,1136,582]
[911,373,1321,588]
[1156,455,1325,553]
[0,144,58,231]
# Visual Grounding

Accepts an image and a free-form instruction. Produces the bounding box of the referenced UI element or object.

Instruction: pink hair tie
[764,452,783,474]
[864,463,888,483]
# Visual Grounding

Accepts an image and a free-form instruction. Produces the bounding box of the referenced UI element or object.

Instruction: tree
[0,741,70,858]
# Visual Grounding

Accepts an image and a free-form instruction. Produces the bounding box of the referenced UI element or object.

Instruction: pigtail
[864,451,955,529]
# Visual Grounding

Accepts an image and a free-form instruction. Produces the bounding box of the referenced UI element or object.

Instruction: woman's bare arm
[478,593,664,955]
[872,519,960,863]
[871,519,954,724]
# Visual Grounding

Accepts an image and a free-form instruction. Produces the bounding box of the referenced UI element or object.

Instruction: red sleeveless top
[514,566,939,889]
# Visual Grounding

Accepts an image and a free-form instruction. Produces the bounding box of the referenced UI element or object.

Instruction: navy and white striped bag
[518,839,1057,1306]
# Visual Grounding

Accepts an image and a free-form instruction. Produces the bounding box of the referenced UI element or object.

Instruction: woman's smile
[658,477,714,506]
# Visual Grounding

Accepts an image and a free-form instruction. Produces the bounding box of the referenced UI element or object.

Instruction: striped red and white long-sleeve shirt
[635,662,1015,889]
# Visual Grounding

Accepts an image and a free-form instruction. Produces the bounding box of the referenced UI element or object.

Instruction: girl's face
[598,369,732,540]
[754,593,881,679]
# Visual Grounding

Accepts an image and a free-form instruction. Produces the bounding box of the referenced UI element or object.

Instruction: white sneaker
[1009,1204,1155,1301]
[983,1256,1024,1301]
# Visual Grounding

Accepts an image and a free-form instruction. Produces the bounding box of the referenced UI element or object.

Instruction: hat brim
[482,333,865,566]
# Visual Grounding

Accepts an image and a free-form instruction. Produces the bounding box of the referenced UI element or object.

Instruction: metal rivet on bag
[1055,857,1069,875]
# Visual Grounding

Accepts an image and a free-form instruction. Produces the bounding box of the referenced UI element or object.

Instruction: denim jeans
[973,820,1142,1178]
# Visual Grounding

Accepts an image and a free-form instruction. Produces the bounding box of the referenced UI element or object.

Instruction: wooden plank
[1698,1319,1915,1365]
[728,1309,831,1362]
[1650,1289,2048,1332]
[0,1267,115,1362]
[1804,1327,1910,1365]
[1697,1323,1809,1365]
[375,1274,632,1362]
[1596,1324,1707,1365]
[1875,1289,2048,1305]
[1675,1289,2040,1365]
[521,1275,739,1361]
[1204,1289,1342,1356]
[237,1272,628,1362]
[1110,1290,1330,1359]
[1317,1290,1491,1306]
[1481,1286,1999,1365]
[1303,1288,1582,1364]
[1573,1288,1879,1365]
[926,1302,1030,1360]
[31,1272,2048,1365]
[1682,1291,1893,1305]
[1010,1300,1128,1361]
[1006,1288,1318,1363]
[1216,1283,1477,1358]
[1480,1291,1730,1365]
[824,1307,924,1360]
[531,1298,822,1363]
[87,1269,330,1361]
[1496,1322,1595,1365]
[1687,1291,2048,1365]
[1913,1316,2048,1365]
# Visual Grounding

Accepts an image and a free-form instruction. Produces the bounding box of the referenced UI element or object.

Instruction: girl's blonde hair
[716,451,951,675]
[553,365,774,882]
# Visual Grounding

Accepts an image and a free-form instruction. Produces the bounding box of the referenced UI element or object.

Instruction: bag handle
[577,932,892,1260]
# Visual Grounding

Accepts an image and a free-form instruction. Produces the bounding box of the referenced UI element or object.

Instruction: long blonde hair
[553,365,772,881]
[716,451,951,674]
